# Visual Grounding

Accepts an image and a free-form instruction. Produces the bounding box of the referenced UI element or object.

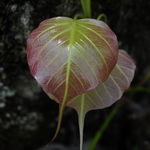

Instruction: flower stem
[97,13,108,23]
[81,0,92,18]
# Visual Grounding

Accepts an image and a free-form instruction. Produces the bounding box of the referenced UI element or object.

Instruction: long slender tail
[51,101,66,141]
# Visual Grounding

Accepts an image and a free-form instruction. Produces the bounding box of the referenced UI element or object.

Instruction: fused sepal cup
[26,17,135,150]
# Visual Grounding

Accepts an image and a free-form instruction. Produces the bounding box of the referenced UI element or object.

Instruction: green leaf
[68,50,136,150]
[27,17,118,139]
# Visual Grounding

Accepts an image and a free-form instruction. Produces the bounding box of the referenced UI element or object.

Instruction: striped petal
[68,50,136,150]
[27,17,118,103]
